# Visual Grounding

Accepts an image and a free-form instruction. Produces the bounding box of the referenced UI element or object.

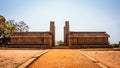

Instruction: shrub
[112,44,119,48]
[57,40,64,46]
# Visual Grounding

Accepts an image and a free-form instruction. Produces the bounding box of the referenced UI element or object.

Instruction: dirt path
[28,49,100,68]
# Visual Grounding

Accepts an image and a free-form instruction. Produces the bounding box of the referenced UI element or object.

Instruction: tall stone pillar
[50,21,55,46]
[65,21,69,46]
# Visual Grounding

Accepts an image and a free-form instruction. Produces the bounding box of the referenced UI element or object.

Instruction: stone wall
[9,21,55,48]
[64,21,110,48]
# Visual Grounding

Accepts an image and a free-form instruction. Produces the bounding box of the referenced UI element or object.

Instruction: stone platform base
[69,45,111,49]
[52,46,69,49]
[6,44,51,49]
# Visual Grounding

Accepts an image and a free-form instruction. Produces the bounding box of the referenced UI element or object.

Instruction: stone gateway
[0,16,111,48]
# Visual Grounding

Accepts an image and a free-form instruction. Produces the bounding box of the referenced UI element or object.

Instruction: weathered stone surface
[10,21,55,47]
[64,21,110,48]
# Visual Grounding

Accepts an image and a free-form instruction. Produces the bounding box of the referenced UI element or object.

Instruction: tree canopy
[0,15,29,38]
[57,40,64,46]
[0,15,29,46]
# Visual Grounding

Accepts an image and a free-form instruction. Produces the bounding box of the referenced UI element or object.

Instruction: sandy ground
[29,49,100,68]
[0,49,47,68]
[82,50,120,68]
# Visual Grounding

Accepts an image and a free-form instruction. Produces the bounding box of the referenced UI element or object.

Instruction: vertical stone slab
[49,37,52,46]
[64,26,66,46]
[50,21,55,46]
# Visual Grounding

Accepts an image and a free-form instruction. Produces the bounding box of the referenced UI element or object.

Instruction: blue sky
[0,0,120,43]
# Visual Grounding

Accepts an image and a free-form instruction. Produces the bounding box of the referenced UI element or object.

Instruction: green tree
[57,40,64,46]
[0,15,5,33]
[0,15,29,46]
[4,20,18,38]
[0,15,6,46]
[17,21,29,32]
[112,41,120,48]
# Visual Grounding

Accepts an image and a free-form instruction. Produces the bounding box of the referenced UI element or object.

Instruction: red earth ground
[0,49,120,68]
[29,49,100,68]
[82,50,120,68]
[0,49,47,68]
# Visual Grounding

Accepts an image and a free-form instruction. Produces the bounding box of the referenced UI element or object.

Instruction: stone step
[52,46,69,49]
